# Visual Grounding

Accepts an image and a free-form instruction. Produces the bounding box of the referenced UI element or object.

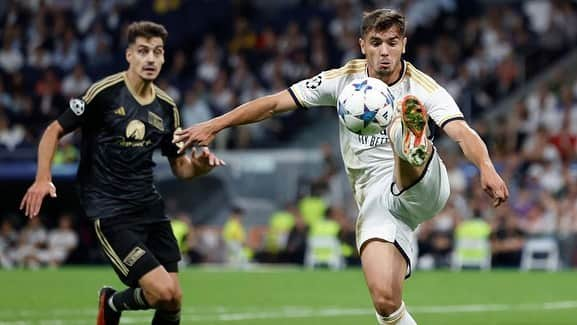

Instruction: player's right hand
[173,121,217,154]
[20,181,57,218]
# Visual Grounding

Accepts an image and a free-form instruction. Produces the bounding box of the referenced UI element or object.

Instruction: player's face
[126,37,165,81]
[359,26,406,84]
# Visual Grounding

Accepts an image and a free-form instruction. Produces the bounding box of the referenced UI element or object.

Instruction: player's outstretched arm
[168,146,226,180]
[173,90,298,153]
[20,121,67,218]
[443,119,509,207]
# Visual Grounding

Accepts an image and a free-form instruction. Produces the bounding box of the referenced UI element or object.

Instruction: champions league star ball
[337,77,395,135]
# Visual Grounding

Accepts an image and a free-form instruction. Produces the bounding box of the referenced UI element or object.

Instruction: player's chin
[140,70,160,81]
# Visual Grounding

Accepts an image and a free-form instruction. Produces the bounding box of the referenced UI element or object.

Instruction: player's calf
[152,309,182,325]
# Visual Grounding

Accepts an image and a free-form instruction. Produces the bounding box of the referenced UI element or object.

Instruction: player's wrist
[211,117,227,133]
[35,173,52,183]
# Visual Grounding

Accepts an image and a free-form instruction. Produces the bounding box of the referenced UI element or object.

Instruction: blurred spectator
[27,45,52,69]
[298,182,328,226]
[62,64,92,98]
[53,28,80,72]
[181,83,213,126]
[0,38,23,73]
[0,218,18,269]
[53,133,80,165]
[37,214,78,267]
[419,201,460,268]
[228,16,256,55]
[34,69,65,123]
[264,203,296,256]
[519,194,557,236]
[280,209,309,265]
[0,113,24,151]
[15,217,48,269]
[171,212,204,265]
[82,22,112,67]
[222,207,251,266]
[490,206,526,268]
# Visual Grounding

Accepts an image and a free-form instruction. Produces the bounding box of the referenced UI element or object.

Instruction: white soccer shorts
[355,148,450,275]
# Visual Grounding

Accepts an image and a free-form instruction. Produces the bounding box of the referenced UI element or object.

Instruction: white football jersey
[289,59,464,191]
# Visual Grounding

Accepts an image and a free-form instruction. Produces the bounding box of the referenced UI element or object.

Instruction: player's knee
[371,286,402,316]
[149,282,179,306]
[171,287,183,308]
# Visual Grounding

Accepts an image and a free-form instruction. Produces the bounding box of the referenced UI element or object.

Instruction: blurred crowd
[2,0,577,270]
[1,0,576,155]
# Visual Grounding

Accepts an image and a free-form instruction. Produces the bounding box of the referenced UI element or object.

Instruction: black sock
[152,309,181,325]
[110,287,150,311]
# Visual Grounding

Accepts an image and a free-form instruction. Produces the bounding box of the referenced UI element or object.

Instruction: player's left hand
[480,168,509,207]
[191,146,225,175]
[173,121,218,154]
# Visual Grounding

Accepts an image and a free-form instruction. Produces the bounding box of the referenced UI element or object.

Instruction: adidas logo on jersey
[114,106,126,116]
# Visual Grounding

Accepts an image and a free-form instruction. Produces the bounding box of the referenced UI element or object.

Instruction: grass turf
[1,267,576,324]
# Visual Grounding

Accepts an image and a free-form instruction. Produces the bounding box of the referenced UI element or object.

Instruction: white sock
[376,301,417,325]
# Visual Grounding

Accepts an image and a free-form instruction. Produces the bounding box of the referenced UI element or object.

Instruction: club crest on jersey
[305,74,322,89]
[126,120,146,140]
[69,98,85,116]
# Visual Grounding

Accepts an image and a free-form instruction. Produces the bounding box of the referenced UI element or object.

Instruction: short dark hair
[360,9,405,38]
[127,21,168,45]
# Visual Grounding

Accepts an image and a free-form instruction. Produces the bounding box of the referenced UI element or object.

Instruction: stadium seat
[520,237,560,271]
[451,238,492,270]
[305,236,344,270]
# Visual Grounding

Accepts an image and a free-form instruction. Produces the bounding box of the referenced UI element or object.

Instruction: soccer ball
[337,77,395,135]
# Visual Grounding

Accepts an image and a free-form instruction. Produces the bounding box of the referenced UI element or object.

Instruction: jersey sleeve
[161,105,184,157]
[425,87,465,128]
[288,72,339,109]
[57,85,101,133]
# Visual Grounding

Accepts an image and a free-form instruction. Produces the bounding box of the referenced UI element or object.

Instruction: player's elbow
[46,121,66,139]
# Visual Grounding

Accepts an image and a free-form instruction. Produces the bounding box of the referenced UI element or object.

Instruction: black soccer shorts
[94,215,181,287]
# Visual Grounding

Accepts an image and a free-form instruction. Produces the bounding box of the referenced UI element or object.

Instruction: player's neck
[125,70,154,100]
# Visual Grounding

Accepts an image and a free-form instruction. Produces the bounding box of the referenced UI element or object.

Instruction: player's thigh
[138,265,174,294]
[145,220,181,272]
[387,148,450,227]
[94,219,162,287]
[361,239,407,303]
[356,182,416,274]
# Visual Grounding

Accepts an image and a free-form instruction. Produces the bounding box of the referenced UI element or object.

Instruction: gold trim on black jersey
[82,73,124,104]
[122,72,157,105]
[154,85,177,107]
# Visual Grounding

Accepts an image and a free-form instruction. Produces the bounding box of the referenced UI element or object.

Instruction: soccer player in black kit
[20,21,224,325]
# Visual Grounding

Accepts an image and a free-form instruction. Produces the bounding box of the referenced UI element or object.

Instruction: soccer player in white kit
[174,9,509,324]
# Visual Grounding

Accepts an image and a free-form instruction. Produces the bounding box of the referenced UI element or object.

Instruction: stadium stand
[1,0,577,270]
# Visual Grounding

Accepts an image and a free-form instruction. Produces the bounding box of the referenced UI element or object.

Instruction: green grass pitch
[1,267,576,324]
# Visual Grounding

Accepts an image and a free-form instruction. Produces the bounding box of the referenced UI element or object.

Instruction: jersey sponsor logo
[358,129,389,147]
[305,74,322,89]
[126,120,146,140]
[123,246,146,267]
[69,98,85,116]
[114,106,126,116]
[148,111,164,131]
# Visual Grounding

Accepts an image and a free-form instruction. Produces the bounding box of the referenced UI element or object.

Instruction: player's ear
[402,37,407,54]
[125,47,132,63]
[359,37,366,55]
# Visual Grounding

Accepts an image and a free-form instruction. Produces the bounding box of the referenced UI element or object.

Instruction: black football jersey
[57,72,183,219]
